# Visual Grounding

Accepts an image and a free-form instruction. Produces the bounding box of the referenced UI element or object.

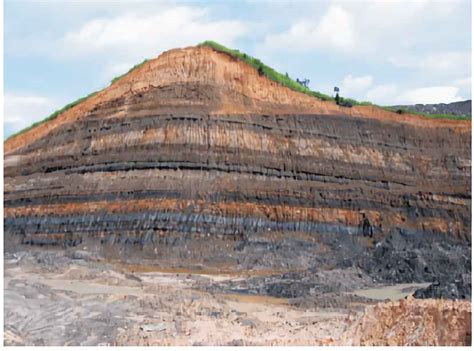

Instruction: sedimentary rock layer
[4,46,471,275]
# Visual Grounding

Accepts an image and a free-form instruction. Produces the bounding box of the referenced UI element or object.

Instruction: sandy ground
[3,250,435,346]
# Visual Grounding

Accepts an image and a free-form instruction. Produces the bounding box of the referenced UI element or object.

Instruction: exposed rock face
[4,46,471,293]
[339,297,472,346]
[391,100,472,117]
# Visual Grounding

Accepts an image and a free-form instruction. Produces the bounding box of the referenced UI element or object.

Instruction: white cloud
[312,5,356,51]
[4,93,58,137]
[56,5,249,84]
[262,5,356,52]
[452,76,471,89]
[341,74,373,99]
[389,51,471,78]
[366,84,399,105]
[59,6,247,62]
[261,1,469,59]
[397,86,464,105]
[365,84,465,105]
[257,1,470,103]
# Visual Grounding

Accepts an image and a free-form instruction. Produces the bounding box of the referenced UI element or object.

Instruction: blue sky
[4,0,472,137]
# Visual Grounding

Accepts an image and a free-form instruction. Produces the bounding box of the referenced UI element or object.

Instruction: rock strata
[4,45,471,297]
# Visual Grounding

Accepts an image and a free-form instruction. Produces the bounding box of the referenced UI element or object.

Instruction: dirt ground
[2,249,466,346]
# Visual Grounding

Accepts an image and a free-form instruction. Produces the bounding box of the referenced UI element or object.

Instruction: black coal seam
[4,212,450,240]
[5,175,470,201]
[4,189,470,221]
[3,211,374,237]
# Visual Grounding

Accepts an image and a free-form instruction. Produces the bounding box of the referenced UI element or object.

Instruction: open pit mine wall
[4,92,471,248]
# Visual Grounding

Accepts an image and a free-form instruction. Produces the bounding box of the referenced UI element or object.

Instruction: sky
[4,0,472,138]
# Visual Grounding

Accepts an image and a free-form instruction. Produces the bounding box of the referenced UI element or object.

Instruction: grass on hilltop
[6,42,470,141]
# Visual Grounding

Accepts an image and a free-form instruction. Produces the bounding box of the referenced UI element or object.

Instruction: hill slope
[5,44,469,153]
[4,44,471,298]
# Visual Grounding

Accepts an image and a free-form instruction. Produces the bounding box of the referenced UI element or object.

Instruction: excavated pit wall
[4,46,471,288]
[5,96,471,263]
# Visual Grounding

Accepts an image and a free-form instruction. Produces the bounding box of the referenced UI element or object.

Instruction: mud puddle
[112,261,286,278]
[353,282,431,301]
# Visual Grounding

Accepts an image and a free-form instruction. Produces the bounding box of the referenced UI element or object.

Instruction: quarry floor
[2,249,448,346]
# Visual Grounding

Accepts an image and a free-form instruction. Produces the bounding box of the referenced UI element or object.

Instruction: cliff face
[4,46,471,284]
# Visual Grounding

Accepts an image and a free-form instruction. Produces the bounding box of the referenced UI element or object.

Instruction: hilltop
[5,42,470,151]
